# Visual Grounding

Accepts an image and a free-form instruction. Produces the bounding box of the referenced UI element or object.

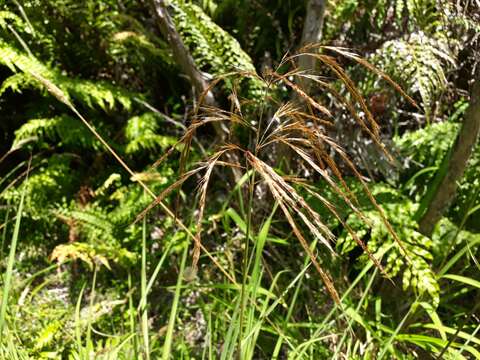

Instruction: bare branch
[149,0,215,106]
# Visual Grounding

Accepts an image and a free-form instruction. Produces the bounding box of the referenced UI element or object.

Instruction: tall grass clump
[127,46,419,357]
[5,29,479,358]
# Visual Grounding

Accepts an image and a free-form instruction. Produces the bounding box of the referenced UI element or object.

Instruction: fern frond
[329,0,443,36]
[0,10,25,30]
[67,209,115,235]
[372,33,455,120]
[124,113,177,155]
[110,180,170,224]
[172,2,264,98]
[396,120,480,230]
[110,30,173,64]
[395,121,459,168]
[338,184,440,306]
[13,115,100,150]
[0,40,134,111]
[432,218,480,257]
[0,72,38,96]
[1,155,76,219]
[173,2,255,74]
[51,242,136,270]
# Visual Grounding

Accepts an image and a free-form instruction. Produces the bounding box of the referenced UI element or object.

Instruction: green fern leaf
[338,186,440,306]
[0,72,38,96]
[124,113,177,155]
[0,10,25,31]
[0,40,134,111]
[372,33,455,121]
[13,115,100,150]
[172,1,264,98]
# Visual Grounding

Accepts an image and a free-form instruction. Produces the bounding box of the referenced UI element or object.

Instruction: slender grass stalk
[271,239,318,359]
[244,270,287,359]
[378,299,419,359]
[435,298,480,359]
[239,161,256,359]
[242,206,277,358]
[208,310,213,360]
[439,182,480,270]
[239,76,273,358]
[439,237,480,276]
[0,160,32,192]
[0,198,11,265]
[141,215,150,360]
[128,271,140,359]
[162,241,189,360]
[292,244,393,358]
[85,263,98,357]
[0,157,30,340]
[221,297,242,360]
[74,283,87,358]
[457,322,480,357]
[333,268,378,359]
[241,263,311,352]
[139,242,172,313]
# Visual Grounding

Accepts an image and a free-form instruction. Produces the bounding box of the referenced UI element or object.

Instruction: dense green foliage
[0,0,479,359]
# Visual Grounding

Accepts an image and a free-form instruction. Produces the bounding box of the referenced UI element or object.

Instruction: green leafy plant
[1,1,479,358]
[172,1,265,98]
[371,33,455,121]
[396,119,480,230]
[338,188,440,306]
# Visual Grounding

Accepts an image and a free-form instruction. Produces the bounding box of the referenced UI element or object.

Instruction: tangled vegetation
[0,0,479,359]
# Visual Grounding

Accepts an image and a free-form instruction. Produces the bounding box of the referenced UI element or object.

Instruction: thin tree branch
[149,0,215,106]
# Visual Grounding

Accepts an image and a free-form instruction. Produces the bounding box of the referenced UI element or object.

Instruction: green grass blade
[442,274,480,289]
[128,271,139,359]
[0,168,28,339]
[378,300,419,360]
[141,215,150,360]
[74,282,87,359]
[162,242,189,360]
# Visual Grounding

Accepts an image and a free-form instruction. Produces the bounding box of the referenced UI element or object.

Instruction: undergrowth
[0,1,479,359]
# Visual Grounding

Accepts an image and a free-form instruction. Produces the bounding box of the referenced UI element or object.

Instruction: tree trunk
[283,0,327,170]
[298,0,326,91]
[419,80,480,236]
